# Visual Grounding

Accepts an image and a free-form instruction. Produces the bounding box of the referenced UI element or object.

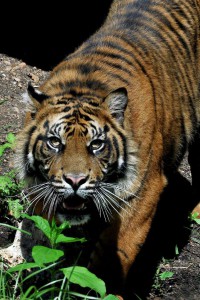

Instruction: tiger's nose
[63,174,88,190]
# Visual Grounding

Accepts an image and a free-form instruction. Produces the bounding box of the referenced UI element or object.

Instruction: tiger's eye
[90,139,105,151]
[48,136,61,148]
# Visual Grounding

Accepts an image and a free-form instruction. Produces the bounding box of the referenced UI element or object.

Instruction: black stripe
[63,106,72,112]
[113,136,120,162]
[60,113,73,120]
[58,79,108,93]
[78,39,135,67]
[78,63,100,75]
[116,26,196,126]
[24,125,37,158]
[94,50,133,75]
[78,112,93,122]
[90,123,98,134]
[66,128,75,137]
[43,120,50,130]
[32,134,48,160]
[108,121,127,171]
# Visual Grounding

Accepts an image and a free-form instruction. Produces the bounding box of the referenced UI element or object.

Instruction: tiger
[14,0,200,299]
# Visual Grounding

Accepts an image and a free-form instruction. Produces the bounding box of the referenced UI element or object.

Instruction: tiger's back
[40,0,200,168]
[15,0,200,299]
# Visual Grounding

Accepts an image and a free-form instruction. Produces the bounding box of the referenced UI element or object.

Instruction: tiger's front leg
[88,170,167,296]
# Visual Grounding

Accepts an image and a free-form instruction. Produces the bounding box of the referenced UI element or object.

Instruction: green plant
[0,132,15,157]
[159,271,174,280]
[189,212,200,225]
[0,133,25,219]
[152,261,174,292]
[0,170,25,219]
[188,211,200,245]
[0,99,8,105]
[3,214,118,299]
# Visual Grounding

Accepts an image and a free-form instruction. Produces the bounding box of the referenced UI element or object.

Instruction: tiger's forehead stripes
[40,101,108,142]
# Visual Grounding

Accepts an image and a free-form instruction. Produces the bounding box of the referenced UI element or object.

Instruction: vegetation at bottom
[1,214,118,299]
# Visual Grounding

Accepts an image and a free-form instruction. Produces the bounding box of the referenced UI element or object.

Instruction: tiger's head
[15,83,137,225]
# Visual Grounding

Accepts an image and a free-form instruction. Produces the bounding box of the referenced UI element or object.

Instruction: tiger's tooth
[62,202,85,210]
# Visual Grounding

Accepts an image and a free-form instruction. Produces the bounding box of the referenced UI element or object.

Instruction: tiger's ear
[103,88,128,125]
[27,82,49,105]
[22,83,49,122]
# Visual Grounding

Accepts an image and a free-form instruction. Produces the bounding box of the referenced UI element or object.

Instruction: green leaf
[32,245,64,267]
[104,295,120,300]
[20,285,38,300]
[189,212,200,224]
[6,132,16,145]
[0,175,13,194]
[7,199,23,219]
[61,266,106,298]
[55,233,86,244]
[175,244,179,255]
[0,133,15,156]
[192,212,199,218]
[22,214,52,240]
[0,99,8,105]
[0,222,31,235]
[58,220,71,231]
[159,271,174,280]
[7,262,38,273]
[194,218,200,225]
[0,143,11,156]
[50,218,71,246]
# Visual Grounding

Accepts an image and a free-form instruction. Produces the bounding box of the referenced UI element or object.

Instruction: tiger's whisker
[96,190,111,222]
[100,186,132,208]
[42,187,55,212]
[98,187,125,217]
[95,189,112,222]
[93,193,102,217]
[48,192,58,220]
[26,187,50,213]
[101,182,138,197]
[24,183,50,194]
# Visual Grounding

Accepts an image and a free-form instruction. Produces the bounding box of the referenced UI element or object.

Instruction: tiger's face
[16,86,137,225]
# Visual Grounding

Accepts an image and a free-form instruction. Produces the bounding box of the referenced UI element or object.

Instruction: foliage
[159,271,174,280]
[2,215,118,299]
[152,261,174,292]
[189,212,200,225]
[23,214,86,248]
[0,132,16,156]
[0,133,25,219]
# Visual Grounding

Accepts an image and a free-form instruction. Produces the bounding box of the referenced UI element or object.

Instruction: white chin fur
[56,213,91,226]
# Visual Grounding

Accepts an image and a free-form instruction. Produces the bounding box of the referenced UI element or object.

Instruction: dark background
[1,1,112,70]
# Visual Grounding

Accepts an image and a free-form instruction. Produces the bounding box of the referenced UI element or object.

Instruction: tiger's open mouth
[57,195,90,215]
[56,195,94,225]
[62,201,86,210]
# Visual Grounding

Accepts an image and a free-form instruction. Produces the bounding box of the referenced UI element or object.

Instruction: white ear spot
[104,88,128,125]
[22,91,37,113]
[22,91,31,104]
